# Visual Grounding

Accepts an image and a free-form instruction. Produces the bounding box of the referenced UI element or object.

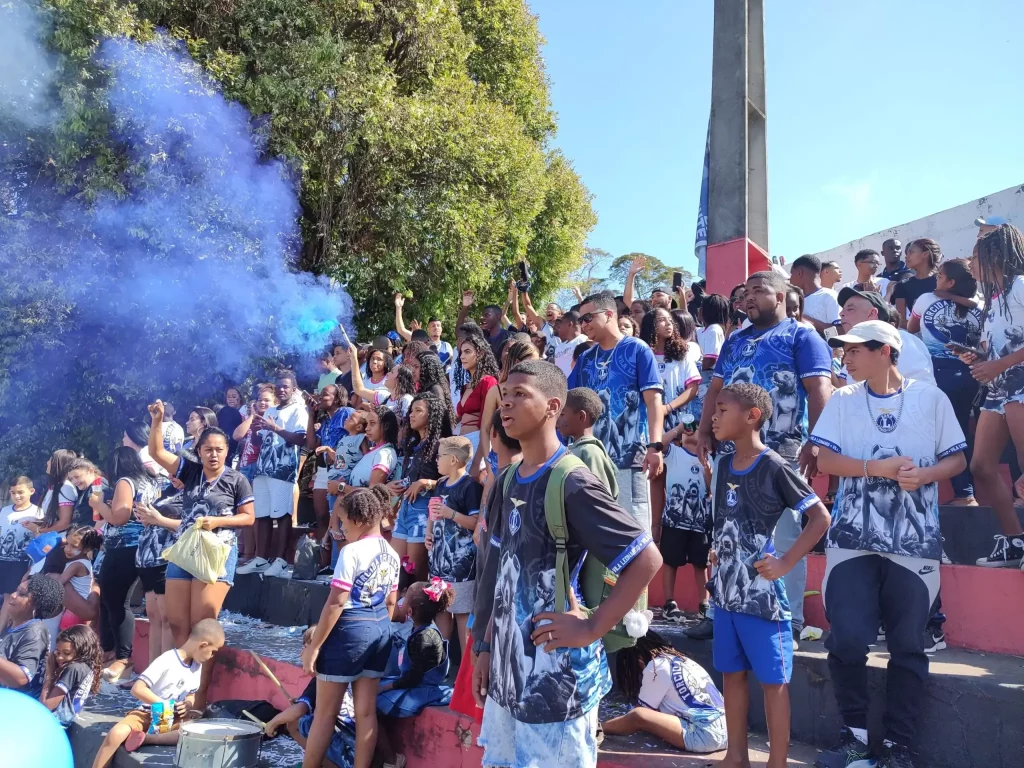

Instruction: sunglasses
[579,310,608,324]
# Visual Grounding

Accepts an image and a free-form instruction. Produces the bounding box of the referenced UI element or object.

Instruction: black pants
[823,550,936,747]
[98,546,138,660]
[933,359,978,498]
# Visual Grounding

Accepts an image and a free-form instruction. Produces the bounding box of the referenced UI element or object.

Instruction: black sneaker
[685,616,714,640]
[662,600,684,623]
[975,534,1024,567]
[814,727,875,768]
[877,742,914,768]
[792,627,801,652]
[923,628,946,654]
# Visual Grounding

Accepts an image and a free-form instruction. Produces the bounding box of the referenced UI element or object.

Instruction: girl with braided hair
[414,351,457,434]
[302,484,399,768]
[600,630,726,754]
[454,335,499,449]
[388,393,449,580]
[959,224,1024,565]
[468,336,538,478]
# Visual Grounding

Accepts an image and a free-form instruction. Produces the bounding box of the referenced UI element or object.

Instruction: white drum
[174,719,262,768]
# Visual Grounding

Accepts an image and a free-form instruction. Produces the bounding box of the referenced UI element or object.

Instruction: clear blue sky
[529,0,1024,275]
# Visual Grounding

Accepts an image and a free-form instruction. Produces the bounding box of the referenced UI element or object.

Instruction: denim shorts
[297,713,354,767]
[478,697,599,768]
[166,542,238,586]
[392,495,430,543]
[712,606,793,684]
[680,714,728,753]
[317,604,393,683]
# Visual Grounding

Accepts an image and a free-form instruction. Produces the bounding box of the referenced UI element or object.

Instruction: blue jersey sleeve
[793,326,833,379]
[712,333,737,380]
[633,340,662,392]
[567,356,580,389]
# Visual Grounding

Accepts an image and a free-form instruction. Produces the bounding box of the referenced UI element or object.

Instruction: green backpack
[501,453,647,653]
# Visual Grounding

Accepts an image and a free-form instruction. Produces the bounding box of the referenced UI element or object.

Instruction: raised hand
[462,290,475,308]
[394,293,405,308]
[628,254,646,275]
[148,400,165,422]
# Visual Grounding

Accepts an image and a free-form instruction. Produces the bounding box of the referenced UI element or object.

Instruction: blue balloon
[0,689,73,767]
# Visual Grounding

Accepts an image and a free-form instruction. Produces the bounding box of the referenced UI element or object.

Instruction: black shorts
[660,527,710,568]
[137,564,167,595]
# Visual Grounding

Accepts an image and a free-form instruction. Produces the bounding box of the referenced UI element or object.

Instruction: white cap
[827,320,902,351]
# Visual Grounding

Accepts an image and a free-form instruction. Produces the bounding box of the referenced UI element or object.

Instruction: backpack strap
[542,453,587,614]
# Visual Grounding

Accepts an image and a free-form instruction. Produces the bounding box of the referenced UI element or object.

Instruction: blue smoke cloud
[1,27,352,411]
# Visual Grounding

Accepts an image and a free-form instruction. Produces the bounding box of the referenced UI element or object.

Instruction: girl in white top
[641,307,700,430]
[34,449,80,535]
[328,407,400,541]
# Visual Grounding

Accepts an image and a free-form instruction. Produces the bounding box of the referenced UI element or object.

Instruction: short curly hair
[340,485,391,527]
[28,574,66,620]
[720,383,773,428]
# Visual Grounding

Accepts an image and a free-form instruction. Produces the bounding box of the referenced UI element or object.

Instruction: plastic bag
[292,534,320,581]
[161,521,230,584]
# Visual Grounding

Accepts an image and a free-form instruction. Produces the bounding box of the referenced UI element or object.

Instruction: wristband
[472,640,491,655]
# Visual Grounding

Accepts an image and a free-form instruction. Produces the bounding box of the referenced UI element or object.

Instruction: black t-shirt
[54,660,94,724]
[174,458,254,547]
[429,474,484,583]
[71,480,113,528]
[892,275,937,315]
[708,449,818,622]
[335,371,354,398]
[0,619,49,696]
[486,328,511,363]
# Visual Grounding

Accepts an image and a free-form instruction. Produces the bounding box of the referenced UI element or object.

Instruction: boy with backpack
[472,360,661,768]
[557,387,619,498]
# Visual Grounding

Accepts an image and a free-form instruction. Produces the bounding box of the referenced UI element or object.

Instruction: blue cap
[386,330,401,343]
[975,215,1008,227]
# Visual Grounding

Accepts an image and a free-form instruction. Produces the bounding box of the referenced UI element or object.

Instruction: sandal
[101,660,133,682]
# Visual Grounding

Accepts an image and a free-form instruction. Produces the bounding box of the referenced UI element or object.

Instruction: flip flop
[125,730,147,752]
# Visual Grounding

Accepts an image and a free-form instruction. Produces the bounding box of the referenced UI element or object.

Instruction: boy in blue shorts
[707,383,830,768]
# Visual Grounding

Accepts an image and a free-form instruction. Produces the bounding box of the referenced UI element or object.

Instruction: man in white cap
[809,320,966,768]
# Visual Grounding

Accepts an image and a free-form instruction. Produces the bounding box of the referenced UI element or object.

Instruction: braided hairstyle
[977,224,1024,323]
[56,625,103,695]
[402,393,448,480]
[616,629,691,702]
[66,525,104,562]
[499,338,540,383]
[460,335,500,393]
[640,307,687,362]
[415,351,457,427]
[340,484,391,527]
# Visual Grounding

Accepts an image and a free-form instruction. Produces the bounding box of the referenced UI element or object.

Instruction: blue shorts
[297,713,354,767]
[316,605,392,683]
[392,495,429,543]
[166,542,238,587]
[712,607,793,684]
[680,714,728,753]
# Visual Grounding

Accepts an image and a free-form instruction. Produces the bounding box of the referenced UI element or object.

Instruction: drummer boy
[91,619,225,768]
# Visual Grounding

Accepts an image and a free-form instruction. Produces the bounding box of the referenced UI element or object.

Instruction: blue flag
[695,122,710,277]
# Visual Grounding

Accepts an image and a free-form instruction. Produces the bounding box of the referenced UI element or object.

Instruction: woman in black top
[144,400,254,657]
[892,238,940,327]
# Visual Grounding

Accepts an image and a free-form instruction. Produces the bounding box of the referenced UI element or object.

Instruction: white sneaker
[236,557,269,575]
[264,558,289,578]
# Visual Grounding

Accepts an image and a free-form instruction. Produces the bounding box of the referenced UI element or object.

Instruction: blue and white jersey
[569,336,662,469]
[638,654,724,724]
[713,318,831,461]
[911,292,982,361]
[331,535,400,609]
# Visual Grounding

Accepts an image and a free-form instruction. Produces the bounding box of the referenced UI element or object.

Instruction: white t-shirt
[162,421,185,453]
[656,354,701,413]
[911,292,983,361]
[843,277,891,298]
[40,482,78,521]
[330,535,400,609]
[255,401,308,484]
[0,504,43,562]
[138,648,202,702]
[373,390,413,418]
[809,378,965,561]
[695,325,725,360]
[347,444,399,488]
[433,339,455,367]
[839,330,934,386]
[638,654,724,723]
[684,340,703,368]
[982,276,1024,400]
[552,334,587,376]
[803,287,841,325]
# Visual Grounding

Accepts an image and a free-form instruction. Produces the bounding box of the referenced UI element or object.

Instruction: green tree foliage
[608,252,696,300]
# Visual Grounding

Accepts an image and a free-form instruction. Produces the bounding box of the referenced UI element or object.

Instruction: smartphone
[945,341,985,357]
[516,260,532,292]
[672,271,683,292]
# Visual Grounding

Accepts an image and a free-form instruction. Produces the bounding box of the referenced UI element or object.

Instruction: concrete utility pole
[705,0,771,294]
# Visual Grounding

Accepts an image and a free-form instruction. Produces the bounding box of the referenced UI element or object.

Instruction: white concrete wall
[811,184,1024,274]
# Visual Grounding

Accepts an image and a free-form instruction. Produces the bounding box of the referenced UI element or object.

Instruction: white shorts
[314,466,330,491]
[253,476,295,519]
[478,697,598,768]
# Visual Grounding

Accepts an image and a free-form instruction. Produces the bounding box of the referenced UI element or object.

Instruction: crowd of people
[2,217,1022,768]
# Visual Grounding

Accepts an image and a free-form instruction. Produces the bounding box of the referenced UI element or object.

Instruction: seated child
[424,436,482,651]
[557,387,619,497]
[39,624,103,726]
[54,526,103,631]
[655,416,712,623]
[601,630,726,753]
[0,574,64,695]
[90,619,225,768]
[0,476,41,598]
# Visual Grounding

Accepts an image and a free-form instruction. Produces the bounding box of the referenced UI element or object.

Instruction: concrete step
[654,615,1024,768]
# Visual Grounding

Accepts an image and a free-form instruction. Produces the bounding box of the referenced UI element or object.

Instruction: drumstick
[242,709,267,730]
[249,650,292,702]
